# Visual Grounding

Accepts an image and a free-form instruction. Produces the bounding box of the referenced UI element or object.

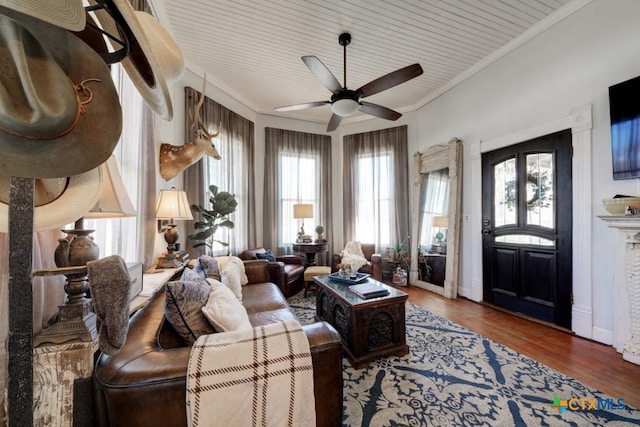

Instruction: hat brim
[0,0,85,31]
[0,10,122,179]
[91,0,174,120]
[0,167,104,233]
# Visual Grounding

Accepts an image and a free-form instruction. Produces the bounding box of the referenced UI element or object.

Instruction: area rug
[288,291,640,426]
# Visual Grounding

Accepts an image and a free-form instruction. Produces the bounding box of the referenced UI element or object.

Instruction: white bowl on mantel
[602,197,640,215]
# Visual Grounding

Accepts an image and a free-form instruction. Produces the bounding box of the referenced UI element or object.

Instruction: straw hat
[0,10,122,179]
[0,167,104,233]
[90,0,184,120]
[0,0,85,31]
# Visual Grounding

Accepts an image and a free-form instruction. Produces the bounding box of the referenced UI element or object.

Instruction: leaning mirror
[411,138,462,298]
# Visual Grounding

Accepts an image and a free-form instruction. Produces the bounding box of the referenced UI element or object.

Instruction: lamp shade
[293,203,313,219]
[85,156,137,219]
[432,215,448,228]
[156,187,194,220]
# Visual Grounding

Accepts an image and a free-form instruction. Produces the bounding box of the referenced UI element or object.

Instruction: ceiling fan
[275,32,424,131]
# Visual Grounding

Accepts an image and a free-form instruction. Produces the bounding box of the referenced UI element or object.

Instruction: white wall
[158,0,640,344]
[407,0,640,341]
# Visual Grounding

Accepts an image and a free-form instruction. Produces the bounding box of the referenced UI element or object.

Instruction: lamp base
[156,250,190,269]
[34,301,97,346]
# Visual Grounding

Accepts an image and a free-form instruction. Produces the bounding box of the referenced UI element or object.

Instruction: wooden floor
[401,285,640,409]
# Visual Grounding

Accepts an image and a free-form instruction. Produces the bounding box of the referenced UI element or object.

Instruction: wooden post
[7,177,34,427]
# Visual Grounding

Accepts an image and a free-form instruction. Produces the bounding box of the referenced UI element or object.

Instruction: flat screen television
[609,75,640,180]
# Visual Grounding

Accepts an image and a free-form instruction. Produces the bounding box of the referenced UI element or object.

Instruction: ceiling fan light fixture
[332,98,360,117]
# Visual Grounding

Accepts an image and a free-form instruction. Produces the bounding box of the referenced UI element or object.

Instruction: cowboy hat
[0,0,85,31]
[0,10,122,179]
[0,167,104,233]
[89,0,184,120]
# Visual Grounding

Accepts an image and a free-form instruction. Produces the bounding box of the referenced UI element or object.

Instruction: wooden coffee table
[313,275,409,368]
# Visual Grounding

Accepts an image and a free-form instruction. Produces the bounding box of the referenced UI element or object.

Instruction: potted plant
[188,184,238,253]
[315,224,326,242]
[389,238,410,286]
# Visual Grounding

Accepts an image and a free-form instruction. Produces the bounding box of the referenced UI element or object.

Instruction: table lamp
[156,187,193,268]
[293,203,313,242]
[432,215,448,250]
[37,155,137,346]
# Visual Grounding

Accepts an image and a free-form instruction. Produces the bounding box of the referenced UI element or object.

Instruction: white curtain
[263,128,332,257]
[343,126,410,251]
[183,86,256,257]
[84,64,154,266]
[418,169,450,249]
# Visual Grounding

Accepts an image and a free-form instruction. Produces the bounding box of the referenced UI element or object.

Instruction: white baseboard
[591,327,613,346]
[571,305,592,340]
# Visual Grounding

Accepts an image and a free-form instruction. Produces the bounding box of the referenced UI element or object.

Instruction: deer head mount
[159,74,221,181]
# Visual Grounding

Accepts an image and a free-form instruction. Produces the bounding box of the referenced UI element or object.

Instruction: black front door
[481,129,572,328]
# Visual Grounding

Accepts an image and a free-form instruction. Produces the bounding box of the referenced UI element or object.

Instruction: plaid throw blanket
[186,319,316,427]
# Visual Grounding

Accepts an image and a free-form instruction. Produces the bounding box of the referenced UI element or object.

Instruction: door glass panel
[526,153,554,229]
[494,158,516,227]
[495,234,554,246]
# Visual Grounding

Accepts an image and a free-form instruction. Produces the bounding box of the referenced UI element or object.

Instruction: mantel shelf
[598,215,640,232]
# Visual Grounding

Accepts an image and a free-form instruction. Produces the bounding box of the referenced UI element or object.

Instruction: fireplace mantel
[599,215,640,365]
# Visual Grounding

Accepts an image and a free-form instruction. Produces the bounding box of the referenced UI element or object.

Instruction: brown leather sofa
[331,243,383,281]
[93,260,343,427]
[238,247,305,297]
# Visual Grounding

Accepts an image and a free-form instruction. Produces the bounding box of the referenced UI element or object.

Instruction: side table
[292,242,328,267]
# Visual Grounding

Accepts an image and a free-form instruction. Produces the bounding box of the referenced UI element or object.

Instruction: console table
[292,242,328,267]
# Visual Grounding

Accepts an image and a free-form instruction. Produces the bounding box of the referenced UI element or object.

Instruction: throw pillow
[201,281,252,332]
[220,262,243,301]
[198,255,221,281]
[215,256,249,285]
[190,258,208,280]
[255,249,276,262]
[181,266,209,285]
[165,280,215,345]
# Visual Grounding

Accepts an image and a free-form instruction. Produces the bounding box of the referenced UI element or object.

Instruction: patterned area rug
[288,291,640,426]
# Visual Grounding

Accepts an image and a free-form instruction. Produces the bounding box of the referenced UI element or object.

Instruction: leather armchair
[331,243,382,281]
[238,248,305,298]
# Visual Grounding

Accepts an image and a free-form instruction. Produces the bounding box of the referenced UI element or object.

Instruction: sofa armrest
[303,321,343,427]
[243,259,271,284]
[276,254,305,265]
[370,253,382,281]
[331,253,342,273]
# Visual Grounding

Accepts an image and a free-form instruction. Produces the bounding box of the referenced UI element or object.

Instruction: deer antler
[189,72,219,140]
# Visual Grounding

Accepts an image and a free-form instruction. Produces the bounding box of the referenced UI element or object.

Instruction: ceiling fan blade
[356,63,424,98]
[274,101,329,112]
[326,113,343,132]
[302,56,342,93]
[359,101,402,121]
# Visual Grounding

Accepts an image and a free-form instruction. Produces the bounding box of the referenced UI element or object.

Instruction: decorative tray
[328,272,370,284]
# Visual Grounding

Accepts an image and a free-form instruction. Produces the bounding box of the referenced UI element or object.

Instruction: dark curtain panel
[264,128,332,260]
[183,86,256,256]
[343,125,410,251]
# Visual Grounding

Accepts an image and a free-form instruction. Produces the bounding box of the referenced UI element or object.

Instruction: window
[343,126,410,250]
[264,128,332,254]
[354,151,393,245]
[279,152,319,245]
[183,86,256,256]
[84,63,148,263]
[202,129,251,255]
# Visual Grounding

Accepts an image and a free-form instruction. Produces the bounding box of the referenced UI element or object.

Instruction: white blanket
[341,241,369,272]
[186,319,316,427]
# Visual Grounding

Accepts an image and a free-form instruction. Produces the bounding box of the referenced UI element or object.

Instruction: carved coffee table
[313,275,409,368]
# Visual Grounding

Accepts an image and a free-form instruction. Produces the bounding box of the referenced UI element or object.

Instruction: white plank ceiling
[158,0,583,127]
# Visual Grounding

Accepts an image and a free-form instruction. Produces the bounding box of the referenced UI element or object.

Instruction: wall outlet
[462,214,470,221]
